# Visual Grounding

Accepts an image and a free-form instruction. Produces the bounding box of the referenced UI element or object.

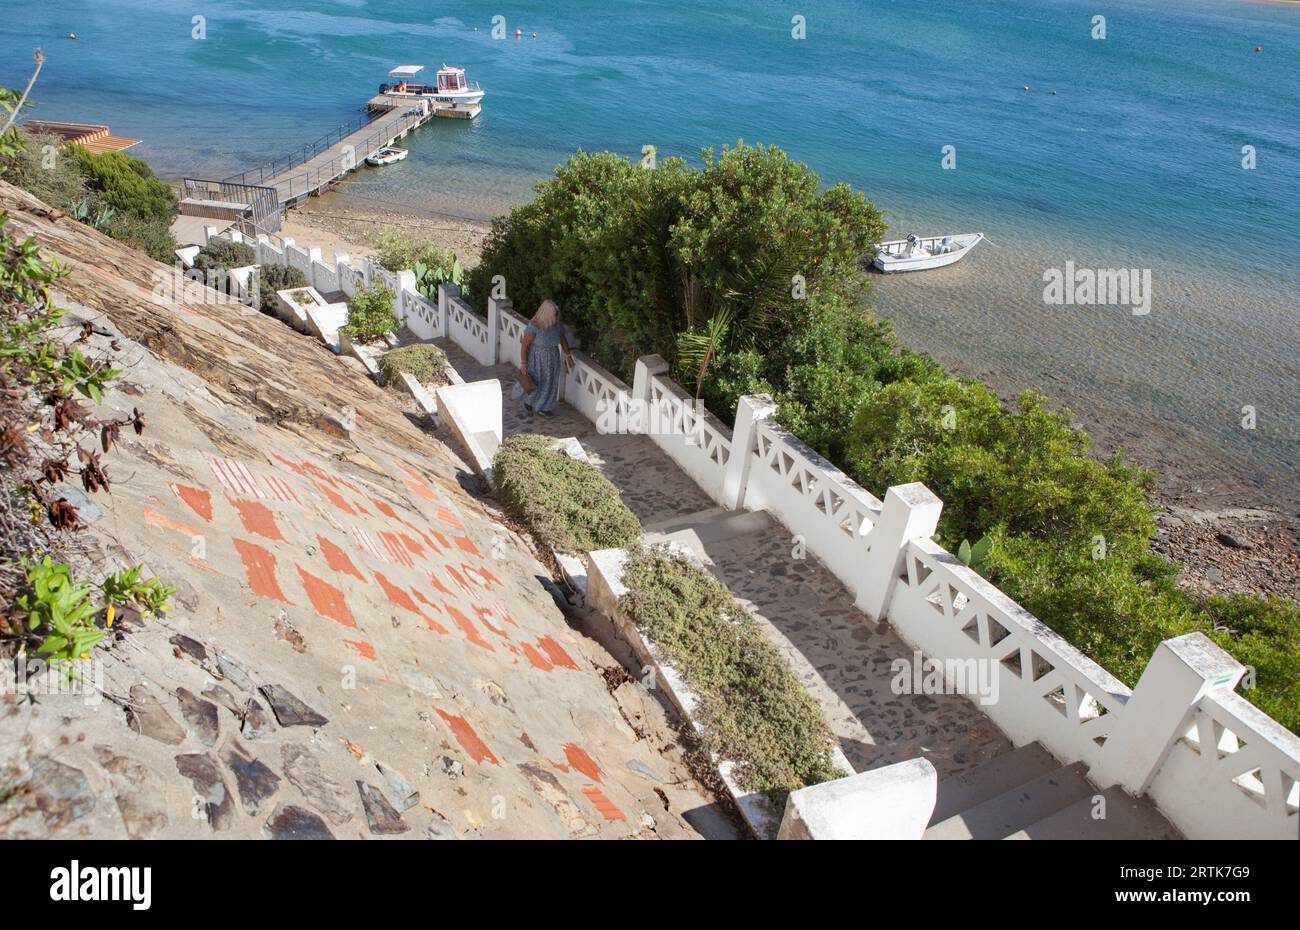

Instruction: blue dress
[512,322,565,414]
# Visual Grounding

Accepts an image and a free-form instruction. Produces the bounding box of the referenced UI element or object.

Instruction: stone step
[644,507,775,551]
[923,762,1094,840]
[929,742,1062,825]
[1005,786,1183,840]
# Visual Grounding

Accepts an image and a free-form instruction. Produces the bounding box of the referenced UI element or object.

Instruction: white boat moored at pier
[365,146,408,167]
[873,232,983,272]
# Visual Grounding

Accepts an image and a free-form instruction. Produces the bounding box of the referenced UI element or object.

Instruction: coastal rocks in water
[174,752,234,830]
[176,687,220,747]
[265,801,335,840]
[357,781,410,834]
[94,746,168,839]
[29,757,96,830]
[280,743,355,825]
[124,684,186,746]
[222,742,281,815]
[259,684,328,727]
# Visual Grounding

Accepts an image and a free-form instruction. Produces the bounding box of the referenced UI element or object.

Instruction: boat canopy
[388,64,426,78]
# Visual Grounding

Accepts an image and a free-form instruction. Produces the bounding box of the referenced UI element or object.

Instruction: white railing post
[632,354,669,435]
[721,393,776,510]
[255,234,269,264]
[858,483,942,619]
[305,247,322,289]
[487,296,510,364]
[1091,632,1244,793]
[437,283,457,339]
[394,271,416,324]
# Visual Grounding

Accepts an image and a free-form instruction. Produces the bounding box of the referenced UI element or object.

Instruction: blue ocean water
[3,0,1298,487]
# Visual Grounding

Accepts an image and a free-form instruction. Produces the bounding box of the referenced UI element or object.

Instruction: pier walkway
[178,94,476,241]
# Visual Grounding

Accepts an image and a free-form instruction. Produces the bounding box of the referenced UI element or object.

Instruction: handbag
[518,366,537,394]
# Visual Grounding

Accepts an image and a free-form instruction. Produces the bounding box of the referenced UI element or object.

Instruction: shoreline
[282,195,1296,602]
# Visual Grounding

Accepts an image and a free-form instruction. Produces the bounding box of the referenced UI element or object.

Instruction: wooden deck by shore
[177,94,479,240]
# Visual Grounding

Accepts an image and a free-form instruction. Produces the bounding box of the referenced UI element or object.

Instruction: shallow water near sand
[3,0,1296,498]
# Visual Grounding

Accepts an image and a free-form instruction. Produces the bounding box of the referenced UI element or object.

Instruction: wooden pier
[178,92,478,240]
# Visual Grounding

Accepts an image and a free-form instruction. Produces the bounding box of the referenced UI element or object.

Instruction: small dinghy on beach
[873,232,983,272]
[366,146,408,167]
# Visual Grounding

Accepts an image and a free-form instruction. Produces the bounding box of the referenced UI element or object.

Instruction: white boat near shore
[366,147,408,167]
[873,232,983,272]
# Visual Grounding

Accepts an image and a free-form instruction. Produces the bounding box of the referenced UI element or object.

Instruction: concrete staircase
[925,742,1180,839]
[643,506,776,553]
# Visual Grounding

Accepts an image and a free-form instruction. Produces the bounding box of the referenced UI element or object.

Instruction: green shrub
[375,228,456,273]
[66,145,178,223]
[102,212,176,263]
[8,131,89,207]
[378,343,449,389]
[257,263,308,315]
[492,434,642,555]
[341,283,397,340]
[465,143,885,384]
[193,239,256,275]
[620,544,843,799]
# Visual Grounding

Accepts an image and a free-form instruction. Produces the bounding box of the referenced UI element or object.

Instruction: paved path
[438,339,1012,777]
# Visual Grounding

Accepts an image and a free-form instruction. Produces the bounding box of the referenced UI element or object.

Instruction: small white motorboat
[380,64,486,108]
[366,147,408,167]
[873,232,983,273]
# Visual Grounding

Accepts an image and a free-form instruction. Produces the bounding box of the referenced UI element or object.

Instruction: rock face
[0,179,730,840]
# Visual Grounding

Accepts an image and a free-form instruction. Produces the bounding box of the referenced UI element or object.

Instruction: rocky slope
[0,180,732,839]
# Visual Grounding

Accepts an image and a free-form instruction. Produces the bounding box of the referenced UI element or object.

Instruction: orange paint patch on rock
[169,483,213,522]
[537,636,579,671]
[399,534,426,560]
[445,565,477,598]
[371,497,399,520]
[400,465,438,501]
[453,535,481,557]
[466,564,502,589]
[446,603,493,651]
[374,571,429,620]
[435,506,465,533]
[143,506,202,540]
[474,606,511,639]
[231,498,284,541]
[563,744,603,782]
[410,588,450,634]
[344,640,376,661]
[313,480,355,516]
[272,453,305,475]
[233,538,290,603]
[297,565,356,628]
[436,709,498,765]
[428,571,455,598]
[521,642,553,672]
[580,784,625,821]
[317,535,365,582]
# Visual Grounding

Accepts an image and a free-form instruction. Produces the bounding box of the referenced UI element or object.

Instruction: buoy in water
[1255,46,1262,53]
[1023,85,1030,92]
[68,33,77,40]
[515,28,522,38]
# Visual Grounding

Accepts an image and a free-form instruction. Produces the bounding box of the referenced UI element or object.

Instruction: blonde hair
[532,299,559,329]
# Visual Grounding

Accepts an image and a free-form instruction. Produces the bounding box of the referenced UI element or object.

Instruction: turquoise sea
[3,0,1297,495]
